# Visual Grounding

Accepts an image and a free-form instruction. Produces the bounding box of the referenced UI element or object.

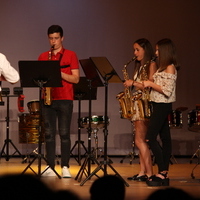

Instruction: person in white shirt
[0,53,19,83]
[143,38,179,187]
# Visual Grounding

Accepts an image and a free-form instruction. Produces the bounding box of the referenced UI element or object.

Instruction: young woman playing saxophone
[124,38,157,181]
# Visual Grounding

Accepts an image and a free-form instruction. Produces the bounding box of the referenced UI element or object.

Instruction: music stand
[75,59,104,183]
[70,77,97,165]
[79,57,129,187]
[18,60,62,178]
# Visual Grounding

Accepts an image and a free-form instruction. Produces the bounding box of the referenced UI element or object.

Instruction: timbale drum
[80,115,110,129]
[18,113,44,144]
[168,110,183,129]
[188,109,200,132]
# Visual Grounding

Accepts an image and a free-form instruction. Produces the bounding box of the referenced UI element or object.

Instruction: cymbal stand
[120,122,137,164]
[21,81,61,178]
[70,93,88,165]
[191,140,200,179]
[190,140,200,164]
[190,139,200,178]
[75,80,101,183]
[79,76,129,187]
[91,128,103,159]
[0,93,23,161]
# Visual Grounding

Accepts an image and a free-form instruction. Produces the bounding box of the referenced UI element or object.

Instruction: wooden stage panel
[0,157,200,200]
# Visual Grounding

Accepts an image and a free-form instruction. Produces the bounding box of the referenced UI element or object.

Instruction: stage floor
[0,156,200,200]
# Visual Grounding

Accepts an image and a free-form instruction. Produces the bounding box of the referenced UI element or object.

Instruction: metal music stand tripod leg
[70,89,88,165]
[0,92,23,161]
[21,83,61,178]
[18,60,63,178]
[79,57,129,186]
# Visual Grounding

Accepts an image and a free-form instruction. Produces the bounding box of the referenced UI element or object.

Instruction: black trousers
[146,102,172,172]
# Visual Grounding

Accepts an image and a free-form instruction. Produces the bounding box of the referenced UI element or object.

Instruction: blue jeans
[146,102,172,172]
[42,100,73,168]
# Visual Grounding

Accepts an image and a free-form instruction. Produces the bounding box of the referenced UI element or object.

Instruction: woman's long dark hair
[133,38,154,78]
[156,38,179,72]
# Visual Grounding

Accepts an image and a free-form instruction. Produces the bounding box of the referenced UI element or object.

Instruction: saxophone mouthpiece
[132,56,137,61]
[151,56,157,61]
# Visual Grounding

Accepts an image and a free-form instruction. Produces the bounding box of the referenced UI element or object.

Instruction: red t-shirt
[38,48,79,100]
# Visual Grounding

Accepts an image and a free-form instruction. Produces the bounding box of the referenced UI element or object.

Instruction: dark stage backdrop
[0,0,199,157]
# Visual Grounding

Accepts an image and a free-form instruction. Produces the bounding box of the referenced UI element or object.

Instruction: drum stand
[191,140,200,178]
[22,147,38,164]
[120,122,137,164]
[92,128,103,159]
[0,92,23,161]
[190,140,200,164]
[22,132,36,164]
[70,91,88,165]
[75,80,101,183]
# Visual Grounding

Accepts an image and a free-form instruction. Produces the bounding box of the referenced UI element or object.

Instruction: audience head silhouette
[0,174,53,200]
[146,187,196,200]
[55,189,81,200]
[90,175,125,200]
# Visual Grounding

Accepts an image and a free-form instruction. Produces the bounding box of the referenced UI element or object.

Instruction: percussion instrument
[80,115,110,129]
[168,110,183,129]
[27,100,40,114]
[188,109,200,132]
[18,113,44,143]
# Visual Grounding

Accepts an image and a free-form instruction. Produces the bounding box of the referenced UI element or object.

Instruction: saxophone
[44,45,54,105]
[139,57,157,118]
[116,57,136,119]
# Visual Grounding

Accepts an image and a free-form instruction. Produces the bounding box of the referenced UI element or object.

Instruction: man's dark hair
[47,25,63,37]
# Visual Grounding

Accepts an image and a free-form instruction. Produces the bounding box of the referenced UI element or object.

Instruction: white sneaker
[62,166,72,178]
[42,166,56,177]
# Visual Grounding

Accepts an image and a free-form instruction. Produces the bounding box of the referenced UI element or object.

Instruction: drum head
[27,100,40,114]
[80,115,109,129]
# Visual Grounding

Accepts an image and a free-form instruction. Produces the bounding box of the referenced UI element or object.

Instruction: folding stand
[191,141,200,179]
[120,122,137,164]
[18,60,62,178]
[70,77,97,165]
[75,59,104,183]
[79,57,129,187]
[190,130,200,178]
[0,89,23,161]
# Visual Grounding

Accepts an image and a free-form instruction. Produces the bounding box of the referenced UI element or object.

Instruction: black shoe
[127,174,148,182]
[146,173,169,186]
[136,175,148,182]
[127,174,138,180]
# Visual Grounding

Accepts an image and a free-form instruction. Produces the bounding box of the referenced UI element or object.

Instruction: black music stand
[79,57,129,187]
[18,60,62,178]
[75,59,104,183]
[70,77,97,165]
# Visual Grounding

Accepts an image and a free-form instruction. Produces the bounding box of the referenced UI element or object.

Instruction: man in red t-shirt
[39,25,79,178]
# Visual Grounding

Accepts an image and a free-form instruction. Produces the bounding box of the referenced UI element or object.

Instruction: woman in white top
[143,38,178,186]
